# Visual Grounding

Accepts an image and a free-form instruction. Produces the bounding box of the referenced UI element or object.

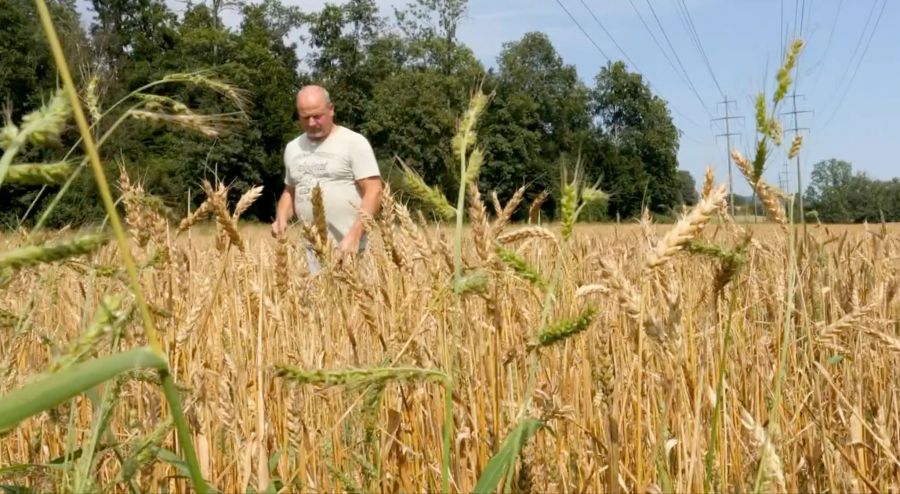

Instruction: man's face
[297,97,334,141]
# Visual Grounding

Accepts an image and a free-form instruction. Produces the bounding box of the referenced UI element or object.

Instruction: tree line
[1,0,697,227]
[804,159,900,223]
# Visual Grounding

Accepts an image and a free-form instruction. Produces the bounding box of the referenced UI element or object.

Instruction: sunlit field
[2,187,898,493]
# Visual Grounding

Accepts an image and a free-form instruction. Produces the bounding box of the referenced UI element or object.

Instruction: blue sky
[75,0,897,194]
[457,0,897,195]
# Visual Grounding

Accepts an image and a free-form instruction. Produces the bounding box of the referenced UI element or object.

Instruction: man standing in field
[271,85,383,272]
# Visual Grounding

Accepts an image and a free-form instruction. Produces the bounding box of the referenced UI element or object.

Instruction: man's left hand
[336,234,360,261]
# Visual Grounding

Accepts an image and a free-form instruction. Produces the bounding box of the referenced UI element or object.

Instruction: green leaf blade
[0,347,166,433]
[473,418,543,494]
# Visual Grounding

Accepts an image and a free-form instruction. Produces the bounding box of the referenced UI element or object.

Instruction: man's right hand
[271,218,288,237]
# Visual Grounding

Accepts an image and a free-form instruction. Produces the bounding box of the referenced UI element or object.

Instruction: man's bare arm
[272,185,295,237]
[338,177,383,252]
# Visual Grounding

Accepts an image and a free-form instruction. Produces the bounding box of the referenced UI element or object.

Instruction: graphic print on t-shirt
[292,153,329,199]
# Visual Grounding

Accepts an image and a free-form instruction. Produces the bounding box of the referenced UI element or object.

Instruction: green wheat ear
[774,39,804,105]
[452,89,489,160]
[454,268,488,295]
[496,245,546,289]
[19,90,71,146]
[396,156,457,220]
[273,366,449,387]
[560,182,578,241]
[464,147,485,184]
[755,93,767,133]
[537,307,598,347]
[0,233,110,272]
[6,161,73,185]
[50,295,128,374]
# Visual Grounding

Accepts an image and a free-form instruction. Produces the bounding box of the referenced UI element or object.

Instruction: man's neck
[307,125,339,143]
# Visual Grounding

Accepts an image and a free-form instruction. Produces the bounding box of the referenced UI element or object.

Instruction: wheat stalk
[498,226,558,246]
[202,180,244,251]
[468,183,491,264]
[741,409,787,494]
[732,150,787,228]
[645,185,727,270]
[528,190,550,224]
[234,186,264,221]
[494,186,526,233]
[702,166,715,199]
[396,156,456,220]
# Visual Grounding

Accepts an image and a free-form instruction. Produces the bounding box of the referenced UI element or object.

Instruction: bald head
[296,85,335,141]
[297,85,331,107]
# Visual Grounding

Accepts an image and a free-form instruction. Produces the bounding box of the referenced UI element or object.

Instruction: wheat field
[7,26,896,493]
[1,178,898,493]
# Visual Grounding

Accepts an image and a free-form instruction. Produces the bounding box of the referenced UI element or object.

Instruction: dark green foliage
[591,61,681,217]
[2,0,711,228]
[676,170,699,206]
[479,32,592,220]
[805,159,900,223]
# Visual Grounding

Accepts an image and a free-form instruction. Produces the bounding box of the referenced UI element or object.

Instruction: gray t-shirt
[283,126,381,243]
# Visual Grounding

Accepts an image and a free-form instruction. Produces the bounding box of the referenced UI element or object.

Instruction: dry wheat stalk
[203,180,244,251]
[275,233,289,294]
[702,166,715,199]
[395,201,433,263]
[732,150,787,228]
[490,191,503,218]
[497,226,558,247]
[816,302,877,350]
[645,185,727,270]
[311,184,328,248]
[741,409,787,494]
[177,198,215,234]
[377,189,406,269]
[639,207,657,250]
[528,190,550,224]
[595,258,641,322]
[467,183,491,264]
[864,329,900,355]
[575,284,609,297]
[494,186,526,233]
[234,186,264,221]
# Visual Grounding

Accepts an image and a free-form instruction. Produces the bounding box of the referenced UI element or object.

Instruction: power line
[780,0,785,58]
[626,0,685,86]
[555,0,706,134]
[778,160,791,214]
[791,0,810,89]
[638,0,713,118]
[673,0,724,97]
[826,0,880,100]
[781,91,812,232]
[644,0,711,115]
[823,0,887,127]
[551,0,611,62]
[811,0,843,90]
[712,97,744,215]
[576,0,641,72]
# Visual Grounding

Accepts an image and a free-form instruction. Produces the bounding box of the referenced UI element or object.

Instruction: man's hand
[336,233,360,260]
[272,186,295,238]
[271,218,288,238]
